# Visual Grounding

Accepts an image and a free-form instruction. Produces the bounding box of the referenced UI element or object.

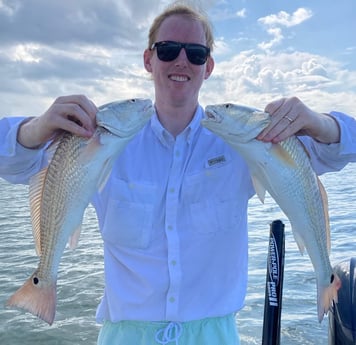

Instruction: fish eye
[225,103,231,109]
[130,99,136,103]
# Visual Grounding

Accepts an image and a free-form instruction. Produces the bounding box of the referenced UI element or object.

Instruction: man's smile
[168,74,190,82]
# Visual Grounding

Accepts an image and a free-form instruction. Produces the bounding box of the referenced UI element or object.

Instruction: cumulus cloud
[200,51,356,115]
[0,1,354,118]
[258,8,313,28]
[258,8,313,51]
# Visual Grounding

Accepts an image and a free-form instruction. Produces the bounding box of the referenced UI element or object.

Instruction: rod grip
[262,220,285,345]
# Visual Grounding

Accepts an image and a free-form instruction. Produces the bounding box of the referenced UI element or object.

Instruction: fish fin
[6,273,57,325]
[67,225,82,250]
[271,143,297,168]
[291,229,306,254]
[29,168,49,256]
[97,158,114,192]
[317,177,331,254]
[317,273,341,322]
[252,176,266,203]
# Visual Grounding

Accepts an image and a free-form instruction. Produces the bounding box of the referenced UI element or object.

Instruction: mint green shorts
[97,314,240,345]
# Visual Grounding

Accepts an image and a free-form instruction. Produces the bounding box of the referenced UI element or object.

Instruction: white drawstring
[155,322,183,345]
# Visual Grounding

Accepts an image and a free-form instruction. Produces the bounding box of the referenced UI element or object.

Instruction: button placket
[164,136,187,319]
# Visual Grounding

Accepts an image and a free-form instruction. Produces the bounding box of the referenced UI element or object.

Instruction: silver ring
[284,115,294,123]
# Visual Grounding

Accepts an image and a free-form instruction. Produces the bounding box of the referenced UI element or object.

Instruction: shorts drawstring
[155,322,183,345]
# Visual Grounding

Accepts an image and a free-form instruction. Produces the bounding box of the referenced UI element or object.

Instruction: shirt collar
[150,105,203,147]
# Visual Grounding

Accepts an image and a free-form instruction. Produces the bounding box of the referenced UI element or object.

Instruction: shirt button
[171,260,177,266]
[169,188,175,194]
[169,297,176,303]
[175,150,180,157]
[167,225,173,231]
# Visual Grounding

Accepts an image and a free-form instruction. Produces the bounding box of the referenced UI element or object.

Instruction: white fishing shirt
[0,106,356,323]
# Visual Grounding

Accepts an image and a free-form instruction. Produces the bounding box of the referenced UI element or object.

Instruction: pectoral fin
[252,176,267,203]
[67,225,82,250]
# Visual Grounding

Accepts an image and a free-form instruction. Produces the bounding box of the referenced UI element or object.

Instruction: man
[1,3,356,344]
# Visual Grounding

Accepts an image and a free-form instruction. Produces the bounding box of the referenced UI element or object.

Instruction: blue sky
[0,0,355,117]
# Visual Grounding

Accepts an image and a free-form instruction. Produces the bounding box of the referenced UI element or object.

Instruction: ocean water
[0,163,355,345]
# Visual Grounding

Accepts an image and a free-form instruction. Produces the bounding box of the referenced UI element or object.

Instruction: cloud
[0,0,160,48]
[258,7,313,28]
[258,8,313,51]
[236,8,247,18]
[200,51,356,115]
[0,1,354,119]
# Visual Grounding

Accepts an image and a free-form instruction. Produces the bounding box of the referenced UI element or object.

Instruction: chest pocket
[182,157,244,235]
[102,178,156,249]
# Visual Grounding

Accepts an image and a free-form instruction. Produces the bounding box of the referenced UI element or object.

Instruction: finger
[55,94,97,119]
[43,103,92,138]
[258,99,298,142]
[264,98,286,115]
[268,120,300,143]
[53,96,98,134]
[54,108,94,138]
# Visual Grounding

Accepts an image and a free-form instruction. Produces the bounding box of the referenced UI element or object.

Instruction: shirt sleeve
[0,117,47,184]
[299,111,356,175]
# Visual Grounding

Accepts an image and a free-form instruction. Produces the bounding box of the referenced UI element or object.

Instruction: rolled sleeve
[330,111,356,156]
[300,111,356,175]
[0,117,46,184]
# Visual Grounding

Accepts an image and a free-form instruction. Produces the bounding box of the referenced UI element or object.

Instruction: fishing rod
[262,220,285,345]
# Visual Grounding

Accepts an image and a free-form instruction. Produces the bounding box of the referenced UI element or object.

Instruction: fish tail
[6,274,57,325]
[317,273,341,322]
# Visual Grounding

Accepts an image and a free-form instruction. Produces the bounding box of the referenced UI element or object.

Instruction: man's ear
[143,49,153,73]
[204,56,215,80]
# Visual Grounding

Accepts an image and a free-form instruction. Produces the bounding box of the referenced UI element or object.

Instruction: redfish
[7,99,154,325]
[202,103,341,322]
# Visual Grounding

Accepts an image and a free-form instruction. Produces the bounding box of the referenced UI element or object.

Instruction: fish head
[202,103,271,143]
[96,99,154,137]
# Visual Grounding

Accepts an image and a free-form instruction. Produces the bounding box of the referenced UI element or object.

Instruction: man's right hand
[17,95,98,149]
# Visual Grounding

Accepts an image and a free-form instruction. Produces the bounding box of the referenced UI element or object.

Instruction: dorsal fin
[29,167,48,256]
[317,177,331,253]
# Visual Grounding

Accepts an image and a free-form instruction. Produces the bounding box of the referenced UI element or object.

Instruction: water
[0,163,355,344]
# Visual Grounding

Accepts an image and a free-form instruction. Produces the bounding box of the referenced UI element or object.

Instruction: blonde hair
[147,1,214,51]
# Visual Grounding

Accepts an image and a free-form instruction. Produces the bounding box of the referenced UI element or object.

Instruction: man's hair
[147,1,215,51]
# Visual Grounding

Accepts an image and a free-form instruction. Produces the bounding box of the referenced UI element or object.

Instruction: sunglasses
[150,41,210,65]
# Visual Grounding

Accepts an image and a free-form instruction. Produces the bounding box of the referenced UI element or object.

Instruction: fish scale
[37,134,88,281]
[6,99,154,325]
[202,103,341,322]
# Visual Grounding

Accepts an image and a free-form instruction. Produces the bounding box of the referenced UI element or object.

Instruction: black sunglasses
[150,41,210,65]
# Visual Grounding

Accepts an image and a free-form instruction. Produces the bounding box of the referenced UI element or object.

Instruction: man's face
[144,15,214,109]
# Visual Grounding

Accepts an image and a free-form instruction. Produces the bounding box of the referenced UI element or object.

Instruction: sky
[0,0,355,117]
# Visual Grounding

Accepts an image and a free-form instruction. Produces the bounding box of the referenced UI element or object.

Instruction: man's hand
[257,97,340,144]
[17,95,98,148]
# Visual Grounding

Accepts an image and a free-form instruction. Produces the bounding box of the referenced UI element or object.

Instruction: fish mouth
[204,108,223,123]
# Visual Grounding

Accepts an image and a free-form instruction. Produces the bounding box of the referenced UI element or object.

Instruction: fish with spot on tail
[201,103,341,322]
[6,99,154,325]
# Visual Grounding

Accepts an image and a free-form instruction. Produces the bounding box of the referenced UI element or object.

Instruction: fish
[6,98,154,325]
[201,103,341,322]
